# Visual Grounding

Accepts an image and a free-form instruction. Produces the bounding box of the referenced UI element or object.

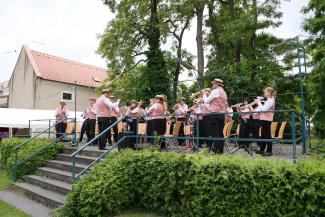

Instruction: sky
[0,0,310,83]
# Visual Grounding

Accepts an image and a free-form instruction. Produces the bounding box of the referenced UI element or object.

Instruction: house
[0,81,9,108]
[8,46,107,111]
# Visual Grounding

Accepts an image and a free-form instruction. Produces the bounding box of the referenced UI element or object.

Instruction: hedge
[0,138,64,178]
[56,150,325,217]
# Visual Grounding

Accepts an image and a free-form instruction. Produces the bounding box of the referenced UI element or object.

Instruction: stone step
[12,182,66,208]
[63,146,106,157]
[25,175,72,195]
[55,153,96,165]
[45,160,87,173]
[36,167,75,183]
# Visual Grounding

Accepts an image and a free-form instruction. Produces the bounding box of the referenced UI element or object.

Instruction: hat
[89,97,96,101]
[178,97,186,101]
[155,95,164,100]
[130,100,138,104]
[59,101,66,105]
[203,88,212,92]
[101,89,110,94]
[109,96,115,99]
[211,78,224,86]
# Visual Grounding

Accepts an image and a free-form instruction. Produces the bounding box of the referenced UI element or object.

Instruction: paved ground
[0,190,52,217]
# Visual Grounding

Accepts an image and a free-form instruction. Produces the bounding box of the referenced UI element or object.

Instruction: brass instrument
[191,91,202,99]
[232,96,264,109]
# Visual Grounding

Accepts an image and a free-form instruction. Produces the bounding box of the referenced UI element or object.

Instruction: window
[61,91,73,102]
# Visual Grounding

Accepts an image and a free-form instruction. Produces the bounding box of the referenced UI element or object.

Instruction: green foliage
[0,138,64,179]
[0,200,31,217]
[302,0,325,138]
[57,151,325,217]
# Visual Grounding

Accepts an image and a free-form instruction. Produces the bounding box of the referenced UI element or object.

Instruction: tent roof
[0,108,83,128]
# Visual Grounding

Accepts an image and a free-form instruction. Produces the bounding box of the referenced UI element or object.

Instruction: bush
[57,150,325,217]
[0,138,64,178]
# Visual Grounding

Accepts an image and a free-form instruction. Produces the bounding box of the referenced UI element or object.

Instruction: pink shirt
[55,106,68,123]
[174,103,188,118]
[85,103,96,120]
[204,87,228,112]
[256,97,275,121]
[146,103,166,119]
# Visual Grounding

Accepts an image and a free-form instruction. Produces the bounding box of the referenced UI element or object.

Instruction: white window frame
[61,91,74,102]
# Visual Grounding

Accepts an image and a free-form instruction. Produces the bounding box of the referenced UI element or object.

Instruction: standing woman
[255,87,276,156]
[84,97,97,144]
[145,95,167,149]
[54,101,69,140]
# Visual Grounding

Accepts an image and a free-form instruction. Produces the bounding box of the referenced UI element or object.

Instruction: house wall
[35,79,98,111]
[8,49,36,109]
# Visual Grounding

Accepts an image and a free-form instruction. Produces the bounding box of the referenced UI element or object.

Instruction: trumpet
[232,96,264,109]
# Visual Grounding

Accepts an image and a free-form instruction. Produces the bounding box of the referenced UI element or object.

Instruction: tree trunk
[229,0,241,75]
[208,0,222,63]
[250,0,258,93]
[196,2,205,89]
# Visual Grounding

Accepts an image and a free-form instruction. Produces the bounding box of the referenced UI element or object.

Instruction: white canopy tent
[0,108,83,128]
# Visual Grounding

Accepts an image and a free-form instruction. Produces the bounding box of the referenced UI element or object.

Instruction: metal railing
[70,114,127,180]
[70,109,303,182]
[11,121,64,182]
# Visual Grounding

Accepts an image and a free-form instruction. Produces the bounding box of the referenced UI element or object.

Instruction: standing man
[96,89,118,150]
[83,97,97,144]
[107,96,120,145]
[54,101,69,140]
[174,97,188,145]
[202,78,228,154]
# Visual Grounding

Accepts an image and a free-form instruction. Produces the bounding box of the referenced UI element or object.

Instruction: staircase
[11,146,105,208]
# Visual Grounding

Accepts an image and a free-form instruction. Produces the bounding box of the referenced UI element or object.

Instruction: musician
[255,87,276,156]
[95,89,118,150]
[145,99,154,144]
[190,98,209,147]
[173,97,188,146]
[82,97,97,144]
[107,96,120,145]
[236,98,251,149]
[126,100,140,148]
[225,105,233,122]
[202,78,228,154]
[54,101,69,140]
[248,102,263,151]
[145,95,167,149]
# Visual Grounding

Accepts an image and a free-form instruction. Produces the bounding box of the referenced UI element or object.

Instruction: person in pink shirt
[54,101,69,139]
[255,87,276,156]
[107,96,120,145]
[84,97,97,144]
[236,98,252,149]
[202,78,228,154]
[173,97,188,146]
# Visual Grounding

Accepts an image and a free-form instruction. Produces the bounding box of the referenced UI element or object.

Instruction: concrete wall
[8,49,36,109]
[36,79,98,111]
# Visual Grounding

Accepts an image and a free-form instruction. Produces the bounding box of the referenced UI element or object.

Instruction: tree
[302,0,325,138]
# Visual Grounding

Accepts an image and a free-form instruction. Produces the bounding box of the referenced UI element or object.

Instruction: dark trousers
[97,117,109,149]
[107,117,118,145]
[205,114,225,154]
[55,122,67,139]
[177,118,186,145]
[239,118,250,147]
[193,116,208,146]
[260,120,272,153]
[152,118,166,149]
[146,120,153,144]
[86,119,96,144]
[79,120,87,142]
[252,119,261,147]
[128,119,138,148]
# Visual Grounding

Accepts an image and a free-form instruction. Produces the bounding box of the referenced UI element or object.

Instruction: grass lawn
[0,170,31,217]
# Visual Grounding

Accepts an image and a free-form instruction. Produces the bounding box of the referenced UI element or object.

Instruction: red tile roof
[24,46,107,87]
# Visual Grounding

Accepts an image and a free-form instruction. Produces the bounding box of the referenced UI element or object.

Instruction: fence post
[196,114,199,151]
[12,149,18,182]
[28,120,31,138]
[48,119,51,139]
[72,155,76,181]
[291,111,297,163]
[136,117,139,150]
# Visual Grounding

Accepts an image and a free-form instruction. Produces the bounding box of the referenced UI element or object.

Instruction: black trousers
[177,118,186,145]
[55,122,67,139]
[146,120,153,144]
[193,116,207,146]
[79,120,87,142]
[252,119,261,148]
[97,117,109,149]
[128,118,138,148]
[152,118,166,149]
[205,114,225,154]
[85,119,96,144]
[260,120,272,153]
[239,118,250,147]
[107,117,118,145]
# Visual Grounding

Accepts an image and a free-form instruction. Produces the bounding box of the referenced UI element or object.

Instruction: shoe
[261,152,273,156]
[256,150,263,154]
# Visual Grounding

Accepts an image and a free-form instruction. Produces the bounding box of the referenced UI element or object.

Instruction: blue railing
[70,115,127,180]
[70,109,303,181]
